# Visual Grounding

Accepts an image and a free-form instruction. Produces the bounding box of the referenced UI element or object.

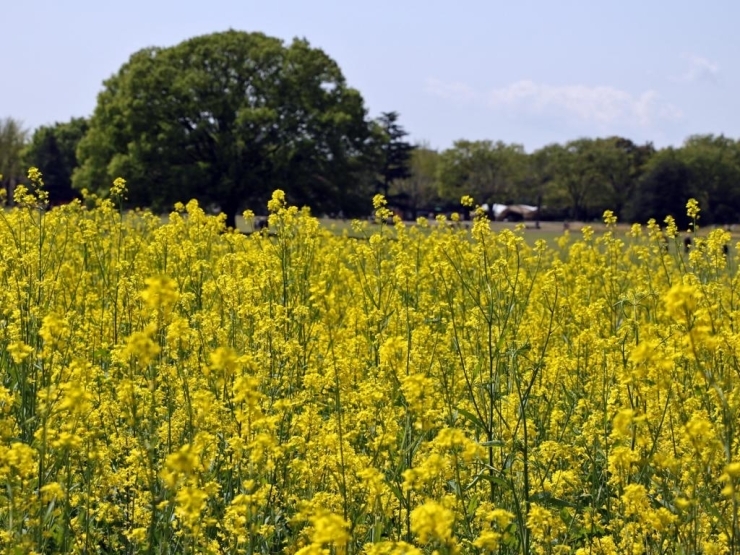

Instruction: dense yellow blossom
[410,500,455,545]
[0,188,738,553]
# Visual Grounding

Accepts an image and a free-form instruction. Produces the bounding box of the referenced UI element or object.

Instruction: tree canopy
[24,117,88,205]
[374,111,415,197]
[392,134,740,226]
[0,117,29,201]
[391,143,441,219]
[436,140,526,215]
[6,27,740,227]
[73,30,377,227]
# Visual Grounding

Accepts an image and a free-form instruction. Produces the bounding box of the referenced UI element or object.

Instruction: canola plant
[0,171,738,554]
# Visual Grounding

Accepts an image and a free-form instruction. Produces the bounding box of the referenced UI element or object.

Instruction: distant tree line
[2,30,740,228]
[391,135,740,229]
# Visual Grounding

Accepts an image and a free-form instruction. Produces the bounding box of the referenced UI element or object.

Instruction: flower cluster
[0,190,737,554]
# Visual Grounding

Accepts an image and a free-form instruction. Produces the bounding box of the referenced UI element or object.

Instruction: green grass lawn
[235,214,733,248]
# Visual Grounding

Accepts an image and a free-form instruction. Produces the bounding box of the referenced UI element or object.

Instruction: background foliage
[4,31,740,226]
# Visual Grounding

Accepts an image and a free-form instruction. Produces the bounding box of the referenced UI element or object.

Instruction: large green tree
[74,30,376,227]
[0,117,29,202]
[436,140,526,213]
[391,142,440,219]
[374,111,415,197]
[519,144,560,227]
[680,134,740,224]
[593,137,655,220]
[24,117,88,205]
[628,148,694,228]
[548,139,607,221]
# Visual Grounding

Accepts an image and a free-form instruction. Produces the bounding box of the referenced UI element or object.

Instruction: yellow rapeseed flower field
[1,169,740,554]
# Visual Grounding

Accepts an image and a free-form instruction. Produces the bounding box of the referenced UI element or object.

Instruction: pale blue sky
[2,0,737,151]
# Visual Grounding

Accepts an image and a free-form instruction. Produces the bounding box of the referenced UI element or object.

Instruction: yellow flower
[363,541,423,555]
[664,283,698,322]
[267,189,286,212]
[527,503,552,538]
[111,177,127,198]
[40,482,65,503]
[620,483,649,518]
[122,326,160,366]
[410,500,455,545]
[27,166,44,186]
[725,462,740,479]
[141,275,180,313]
[611,408,634,440]
[686,198,701,220]
[39,313,69,350]
[664,214,678,237]
[209,346,238,378]
[310,511,349,546]
[6,341,33,364]
[372,194,387,210]
[162,444,200,488]
[174,486,210,530]
[473,530,502,550]
[575,536,618,555]
[0,162,739,553]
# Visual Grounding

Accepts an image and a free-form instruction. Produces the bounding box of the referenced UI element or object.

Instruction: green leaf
[479,439,505,447]
[530,491,576,509]
[456,407,487,432]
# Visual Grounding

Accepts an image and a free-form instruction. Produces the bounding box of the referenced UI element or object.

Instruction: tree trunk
[615,199,624,221]
[224,204,238,230]
[8,177,17,206]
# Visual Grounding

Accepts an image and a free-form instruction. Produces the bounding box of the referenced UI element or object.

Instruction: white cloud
[426,77,683,126]
[675,54,720,83]
[488,80,682,126]
[424,77,478,102]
